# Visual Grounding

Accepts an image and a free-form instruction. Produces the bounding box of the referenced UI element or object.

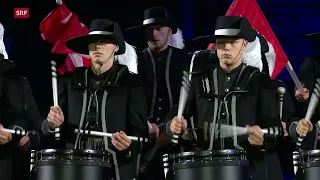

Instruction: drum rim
[36,149,108,155]
[301,149,320,156]
[174,149,246,158]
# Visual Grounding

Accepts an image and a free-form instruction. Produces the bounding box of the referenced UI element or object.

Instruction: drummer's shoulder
[59,67,87,80]
[118,70,143,87]
[170,47,190,58]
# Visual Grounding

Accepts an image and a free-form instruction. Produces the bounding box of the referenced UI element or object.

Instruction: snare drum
[300,149,320,180]
[171,149,249,180]
[31,149,113,180]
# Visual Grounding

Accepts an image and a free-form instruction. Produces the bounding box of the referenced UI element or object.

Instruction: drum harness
[73,65,129,180]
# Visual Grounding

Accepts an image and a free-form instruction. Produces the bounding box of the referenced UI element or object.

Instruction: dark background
[1,0,320,179]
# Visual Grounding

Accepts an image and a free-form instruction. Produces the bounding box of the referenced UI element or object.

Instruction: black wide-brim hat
[125,7,178,34]
[192,16,257,46]
[306,32,320,42]
[66,19,126,55]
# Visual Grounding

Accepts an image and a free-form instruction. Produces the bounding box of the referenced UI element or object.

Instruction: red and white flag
[225,0,302,87]
[39,3,91,74]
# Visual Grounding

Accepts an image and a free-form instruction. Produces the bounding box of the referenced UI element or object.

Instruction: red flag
[225,0,288,79]
[40,3,91,74]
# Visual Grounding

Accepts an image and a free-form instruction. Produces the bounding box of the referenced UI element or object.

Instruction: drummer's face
[146,25,172,52]
[88,40,119,65]
[216,38,247,68]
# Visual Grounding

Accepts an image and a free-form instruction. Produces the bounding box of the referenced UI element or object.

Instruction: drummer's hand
[246,125,264,146]
[111,131,131,151]
[18,135,31,151]
[295,88,309,102]
[296,119,313,136]
[149,123,160,138]
[170,116,187,135]
[281,121,289,137]
[47,106,64,129]
[0,124,12,145]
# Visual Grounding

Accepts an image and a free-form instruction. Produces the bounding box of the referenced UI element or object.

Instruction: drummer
[288,31,320,149]
[165,16,283,180]
[42,19,148,180]
[0,22,44,180]
[287,31,320,180]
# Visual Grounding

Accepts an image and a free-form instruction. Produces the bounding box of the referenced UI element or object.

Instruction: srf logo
[14,8,29,18]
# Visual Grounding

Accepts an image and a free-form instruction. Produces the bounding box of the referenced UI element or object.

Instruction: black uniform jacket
[42,64,148,180]
[0,54,43,180]
[137,46,190,125]
[165,64,283,180]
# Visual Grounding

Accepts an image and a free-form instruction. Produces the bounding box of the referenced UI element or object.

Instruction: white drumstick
[278,87,286,121]
[74,129,149,142]
[56,0,62,5]
[30,150,35,172]
[163,154,169,178]
[172,51,199,144]
[219,124,282,138]
[296,78,320,148]
[51,61,60,140]
[173,74,190,144]
[3,128,28,136]
[292,151,300,175]
[147,121,152,130]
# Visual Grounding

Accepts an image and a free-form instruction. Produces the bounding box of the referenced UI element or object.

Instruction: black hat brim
[192,34,256,49]
[125,21,178,34]
[65,34,125,55]
[306,32,320,42]
[192,35,217,47]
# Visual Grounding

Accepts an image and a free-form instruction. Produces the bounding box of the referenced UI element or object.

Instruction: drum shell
[32,149,113,180]
[300,149,320,180]
[172,149,250,180]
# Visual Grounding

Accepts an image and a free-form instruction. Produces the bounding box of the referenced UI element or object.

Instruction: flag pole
[285,61,303,89]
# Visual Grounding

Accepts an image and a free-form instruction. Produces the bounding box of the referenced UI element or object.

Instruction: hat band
[89,31,113,35]
[215,29,240,36]
[143,18,165,25]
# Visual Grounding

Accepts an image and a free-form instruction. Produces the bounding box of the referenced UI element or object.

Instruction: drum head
[37,149,107,156]
[175,149,246,159]
[35,149,112,167]
[173,149,248,169]
[301,149,320,169]
[301,149,320,156]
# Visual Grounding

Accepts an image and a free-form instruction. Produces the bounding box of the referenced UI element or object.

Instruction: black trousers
[0,152,30,180]
[295,168,303,180]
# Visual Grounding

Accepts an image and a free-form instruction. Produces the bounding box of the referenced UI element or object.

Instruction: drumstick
[292,151,300,175]
[73,129,149,142]
[147,121,152,130]
[163,154,170,178]
[172,72,191,144]
[172,51,199,145]
[278,87,286,121]
[2,128,28,136]
[51,61,60,140]
[219,124,283,138]
[30,150,35,172]
[296,78,320,148]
